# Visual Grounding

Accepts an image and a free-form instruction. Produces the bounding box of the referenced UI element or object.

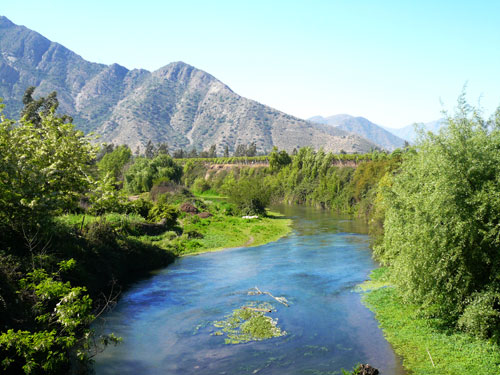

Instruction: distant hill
[0,16,377,154]
[383,119,445,143]
[308,114,406,151]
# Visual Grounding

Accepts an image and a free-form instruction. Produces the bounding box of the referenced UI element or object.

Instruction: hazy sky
[3,0,500,128]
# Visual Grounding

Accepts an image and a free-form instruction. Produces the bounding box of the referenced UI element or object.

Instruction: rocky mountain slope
[309,114,407,151]
[382,119,445,143]
[0,16,377,154]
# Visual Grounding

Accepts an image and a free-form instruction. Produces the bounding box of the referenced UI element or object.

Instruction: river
[93,205,405,374]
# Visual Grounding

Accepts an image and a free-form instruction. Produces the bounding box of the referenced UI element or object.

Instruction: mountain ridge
[0,15,377,154]
[308,114,407,151]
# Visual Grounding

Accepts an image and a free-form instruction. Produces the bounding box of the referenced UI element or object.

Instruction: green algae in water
[212,303,286,344]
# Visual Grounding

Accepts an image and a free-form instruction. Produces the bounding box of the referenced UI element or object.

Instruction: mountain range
[308,114,407,151]
[382,119,445,143]
[0,15,378,154]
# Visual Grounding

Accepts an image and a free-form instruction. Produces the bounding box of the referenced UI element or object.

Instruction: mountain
[308,114,406,151]
[0,16,377,154]
[383,119,445,143]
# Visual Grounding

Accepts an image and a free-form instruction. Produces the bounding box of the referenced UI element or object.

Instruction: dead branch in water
[249,287,289,307]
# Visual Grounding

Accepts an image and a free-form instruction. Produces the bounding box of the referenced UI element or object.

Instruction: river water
[93,205,405,375]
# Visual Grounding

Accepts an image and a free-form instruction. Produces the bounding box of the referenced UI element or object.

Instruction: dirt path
[244,236,254,246]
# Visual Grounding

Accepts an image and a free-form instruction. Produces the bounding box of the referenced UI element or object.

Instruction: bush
[458,289,500,340]
[124,198,153,219]
[148,203,179,227]
[192,177,211,193]
[376,96,500,336]
[223,175,271,216]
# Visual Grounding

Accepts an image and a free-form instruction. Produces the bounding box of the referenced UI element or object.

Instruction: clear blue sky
[2,0,500,128]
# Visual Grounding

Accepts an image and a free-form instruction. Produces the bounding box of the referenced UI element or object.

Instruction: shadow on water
[93,205,405,375]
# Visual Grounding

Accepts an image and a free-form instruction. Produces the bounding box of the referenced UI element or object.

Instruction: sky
[2,0,500,128]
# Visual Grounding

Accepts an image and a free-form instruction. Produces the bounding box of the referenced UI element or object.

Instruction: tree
[208,144,217,158]
[234,144,246,157]
[156,142,169,156]
[97,145,132,180]
[172,149,185,158]
[375,97,500,338]
[223,174,271,216]
[224,145,229,157]
[187,147,198,158]
[269,147,291,171]
[246,142,257,157]
[21,86,72,126]
[0,102,96,230]
[144,140,155,159]
[124,154,182,193]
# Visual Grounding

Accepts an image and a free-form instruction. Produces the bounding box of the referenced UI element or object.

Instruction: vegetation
[374,97,500,340]
[212,303,286,344]
[360,268,500,375]
[4,84,500,374]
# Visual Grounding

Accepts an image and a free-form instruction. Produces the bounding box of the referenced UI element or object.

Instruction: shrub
[148,203,179,227]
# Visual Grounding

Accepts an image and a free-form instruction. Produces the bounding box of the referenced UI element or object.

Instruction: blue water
[93,205,405,374]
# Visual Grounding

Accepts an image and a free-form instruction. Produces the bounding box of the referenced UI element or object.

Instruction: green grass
[55,212,146,228]
[58,204,292,258]
[177,210,291,256]
[359,268,500,374]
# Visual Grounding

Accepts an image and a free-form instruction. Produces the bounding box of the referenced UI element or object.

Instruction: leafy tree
[172,149,185,158]
[269,147,291,171]
[187,147,198,158]
[223,174,271,215]
[0,103,96,230]
[375,97,500,337]
[124,154,182,193]
[234,144,246,157]
[97,144,132,180]
[0,260,97,374]
[21,87,72,126]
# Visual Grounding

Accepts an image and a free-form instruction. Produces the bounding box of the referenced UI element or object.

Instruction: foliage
[212,304,286,344]
[361,268,500,375]
[191,177,211,193]
[375,98,500,337]
[0,106,97,229]
[268,147,291,171]
[223,173,271,215]
[21,87,72,126]
[148,202,179,227]
[88,174,128,215]
[124,154,182,193]
[96,145,132,180]
[0,261,93,374]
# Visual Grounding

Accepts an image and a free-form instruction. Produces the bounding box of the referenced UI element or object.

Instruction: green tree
[223,174,271,215]
[0,260,97,374]
[124,154,182,193]
[21,87,72,126]
[376,97,500,337]
[0,103,96,230]
[268,147,291,171]
[97,144,132,180]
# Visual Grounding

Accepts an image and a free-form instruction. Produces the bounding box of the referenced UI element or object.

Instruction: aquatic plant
[212,303,286,344]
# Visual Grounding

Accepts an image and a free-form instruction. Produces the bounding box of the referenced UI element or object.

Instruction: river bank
[360,268,500,375]
[93,205,405,375]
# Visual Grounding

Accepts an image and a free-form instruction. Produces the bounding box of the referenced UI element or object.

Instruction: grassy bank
[179,210,292,255]
[359,268,500,374]
[58,207,292,258]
